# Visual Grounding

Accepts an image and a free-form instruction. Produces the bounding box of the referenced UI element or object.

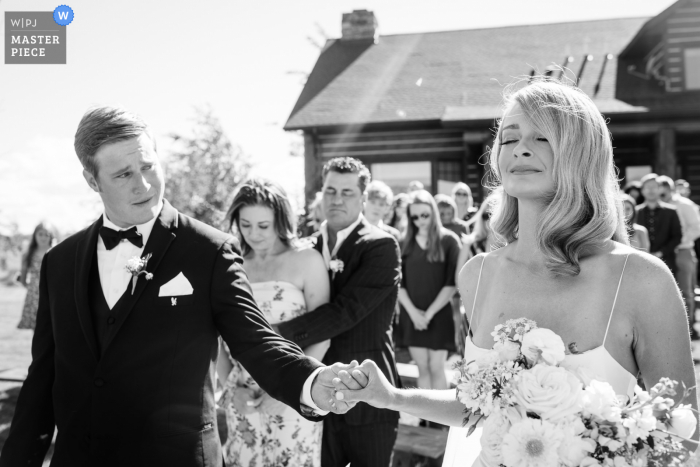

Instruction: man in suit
[276,157,402,467]
[0,107,358,467]
[636,173,683,275]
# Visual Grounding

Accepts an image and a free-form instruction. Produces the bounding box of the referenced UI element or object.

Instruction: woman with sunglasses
[398,190,461,395]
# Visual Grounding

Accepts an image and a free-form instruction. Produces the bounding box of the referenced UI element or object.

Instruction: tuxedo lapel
[74,218,102,362]
[335,220,364,263]
[102,200,179,352]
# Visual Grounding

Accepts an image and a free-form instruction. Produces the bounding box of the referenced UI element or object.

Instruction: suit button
[107,317,115,325]
[94,378,105,387]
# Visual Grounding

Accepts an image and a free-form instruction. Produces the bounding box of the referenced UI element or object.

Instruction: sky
[0,0,677,234]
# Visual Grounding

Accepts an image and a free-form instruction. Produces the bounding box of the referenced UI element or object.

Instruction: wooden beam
[654,128,678,178]
[304,132,323,205]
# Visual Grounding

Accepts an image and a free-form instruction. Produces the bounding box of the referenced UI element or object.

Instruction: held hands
[311,361,363,414]
[332,360,397,410]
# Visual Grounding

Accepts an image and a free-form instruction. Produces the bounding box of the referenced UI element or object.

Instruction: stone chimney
[341,10,378,43]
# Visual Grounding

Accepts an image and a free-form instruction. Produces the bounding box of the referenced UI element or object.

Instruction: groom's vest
[88,254,131,358]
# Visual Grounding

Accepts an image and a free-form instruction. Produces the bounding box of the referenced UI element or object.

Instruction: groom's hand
[311,361,365,413]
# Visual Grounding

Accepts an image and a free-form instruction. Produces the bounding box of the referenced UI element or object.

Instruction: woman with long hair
[398,190,461,392]
[17,221,57,330]
[217,178,330,467]
[333,80,698,466]
[622,193,650,252]
[387,192,410,239]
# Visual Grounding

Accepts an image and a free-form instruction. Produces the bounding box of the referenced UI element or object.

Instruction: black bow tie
[99,226,144,250]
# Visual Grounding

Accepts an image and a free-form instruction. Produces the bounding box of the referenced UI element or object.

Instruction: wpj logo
[5,6,72,64]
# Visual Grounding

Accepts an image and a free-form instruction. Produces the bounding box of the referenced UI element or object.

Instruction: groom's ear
[83,169,101,193]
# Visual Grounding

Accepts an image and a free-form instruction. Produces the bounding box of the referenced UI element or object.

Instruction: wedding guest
[434,194,470,356]
[636,173,682,274]
[17,221,57,330]
[305,191,325,235]
[452,182,479,222]
[624,181,644,205]
[435,194,469,238]
[387,192,409,239]
[275,157,401,467]
[399,190,460,391]
[333,79,698,464]
[407,180,424,193]
[675,179,692,199]
[658,175,700,335]
[219,178,330,466]
[622,194,650,253]
[364,180,400,241]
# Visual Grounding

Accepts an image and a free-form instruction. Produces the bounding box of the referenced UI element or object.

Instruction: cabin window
[685,48,700,90]
[371,161,431,194]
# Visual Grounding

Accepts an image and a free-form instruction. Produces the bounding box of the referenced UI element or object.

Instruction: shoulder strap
[467,255,486,337]
[603,253,630,346]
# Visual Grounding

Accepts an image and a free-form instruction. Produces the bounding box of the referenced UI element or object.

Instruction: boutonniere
[124,253,153,295]
[329,258,344,274]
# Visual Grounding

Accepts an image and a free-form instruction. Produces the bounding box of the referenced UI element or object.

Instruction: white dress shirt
[319,214,365,267]
[670,194,700,250]
[97,210,160,309]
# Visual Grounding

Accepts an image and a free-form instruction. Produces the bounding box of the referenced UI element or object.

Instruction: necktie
[99,226,144,250]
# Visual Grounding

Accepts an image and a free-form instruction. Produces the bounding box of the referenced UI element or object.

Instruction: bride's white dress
[442,254,636,467]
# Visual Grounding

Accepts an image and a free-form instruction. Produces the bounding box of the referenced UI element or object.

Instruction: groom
[0,107,358,467]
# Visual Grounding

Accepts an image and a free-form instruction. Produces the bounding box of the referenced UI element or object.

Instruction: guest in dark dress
[364,180,401,241]
[399,190,460,391]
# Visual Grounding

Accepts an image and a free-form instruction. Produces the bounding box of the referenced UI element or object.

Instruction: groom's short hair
[322,157,371,193]
[74,106,156,178]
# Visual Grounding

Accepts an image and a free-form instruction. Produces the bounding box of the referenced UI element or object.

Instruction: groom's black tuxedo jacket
[0,201,321,467]
[278,218,401,425]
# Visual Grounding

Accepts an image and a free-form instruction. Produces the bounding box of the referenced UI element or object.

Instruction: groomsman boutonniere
[329,258,344,277]
[125,253,153,295]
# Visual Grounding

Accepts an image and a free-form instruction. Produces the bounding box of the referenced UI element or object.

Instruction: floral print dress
[17,252,44,330]
[221,281,322,467]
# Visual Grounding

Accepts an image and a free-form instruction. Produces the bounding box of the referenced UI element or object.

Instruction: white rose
[480,411,510,466]
[494,340,521,362]
[513,364,583,422]
[521,328,566,366]
[669,404,697,439]
[581,380,622,422]
[580,458,602,467]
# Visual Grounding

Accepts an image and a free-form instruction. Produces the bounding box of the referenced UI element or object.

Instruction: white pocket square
[159,272,193,297]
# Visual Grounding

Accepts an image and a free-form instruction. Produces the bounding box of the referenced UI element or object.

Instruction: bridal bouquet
[454,318,699,467]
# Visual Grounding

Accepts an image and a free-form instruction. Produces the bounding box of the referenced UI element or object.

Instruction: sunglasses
[410,213,431,221]
[454,192,470,197]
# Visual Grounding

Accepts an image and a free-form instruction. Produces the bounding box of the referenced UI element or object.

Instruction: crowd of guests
[625,175,700,337]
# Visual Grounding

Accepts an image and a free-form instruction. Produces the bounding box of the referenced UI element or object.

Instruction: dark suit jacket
[277,218,401,425]
[636,202,682,271]
[0,201,321,467]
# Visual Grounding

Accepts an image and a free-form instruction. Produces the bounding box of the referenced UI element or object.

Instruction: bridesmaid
[217,178,330,467]
[17,221,57,330]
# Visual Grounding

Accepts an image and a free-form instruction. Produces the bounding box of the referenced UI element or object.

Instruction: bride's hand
[332,360,397,410]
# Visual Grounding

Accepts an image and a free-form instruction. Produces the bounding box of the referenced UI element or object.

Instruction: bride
[332,79,698,465]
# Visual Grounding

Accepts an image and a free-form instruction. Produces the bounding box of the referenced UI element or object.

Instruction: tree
[164,107,252,229]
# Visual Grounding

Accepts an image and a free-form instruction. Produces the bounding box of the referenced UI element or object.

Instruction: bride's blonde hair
[488,79,629,276]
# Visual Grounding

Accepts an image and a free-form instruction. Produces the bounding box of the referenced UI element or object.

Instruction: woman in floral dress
[17,221,56,330]
[217,178,330,467]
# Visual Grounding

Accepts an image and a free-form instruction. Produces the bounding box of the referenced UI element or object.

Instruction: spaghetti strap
[467,255,486,338]
[603,254,630,346]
